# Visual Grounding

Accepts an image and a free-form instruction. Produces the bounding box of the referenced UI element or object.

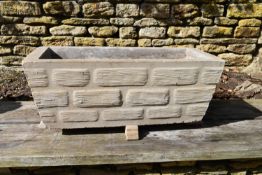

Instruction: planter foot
[125,125,139,141]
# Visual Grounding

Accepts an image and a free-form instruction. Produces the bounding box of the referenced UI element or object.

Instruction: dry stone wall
[0,0,261,67]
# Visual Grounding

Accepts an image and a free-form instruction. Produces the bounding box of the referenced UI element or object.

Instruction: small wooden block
[125,125,139,141]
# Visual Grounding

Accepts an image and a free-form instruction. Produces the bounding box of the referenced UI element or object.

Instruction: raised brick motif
[73,89,122,107]
[151,68,199,86]
[33,91,69,109]
[146,106,182,119]
[101,108,144,121]
[59,110,98,122]
[184,103,210,117]
[53,69,90,87]
[24,69,48,87]
[126,89,169,106]
[174,86,215,104]
[23,47,224,129]
[200,67,223,84]
[94,68,148,86]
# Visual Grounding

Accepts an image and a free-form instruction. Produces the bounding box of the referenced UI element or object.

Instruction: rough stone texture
[202,4,224,17]
[134,18,167,27]
[227,4,262,18]
[74,37,105,46]
[243,48,262,80]
[41,36,73,46]
[188,17,213,26]
[43,1,80,16]
[0,36,39,46]
[201,38,257,44]
[172,4,199,18]
[197,44,227,54]
[0,1,41,16]
[50,25,87,36]
[140,3,170,19]
[73,89,122,107]
[138,39,152,47]
[152,38,173,46]
[126,89,169,106]
[94,68,147,86]
[89,26,118,37]
[214,17,238,26]
[110,18,134,26]
[14,45,35,56]
[239,19,262,27]
[63,18,109,25]
[218,53,253,66]
[23,16,58,25]
[0,47,12,55]
[105,38,136,46]
[139,27,166,38]
[1,24,46,35]
[227,44,256,54]
[119,27,137,39]
[234,27,260,38]
[53,69,90,87]
[167,27,200,38]
[203,26,233,37]
[116,4,139,17]
[83,2,114,17]
[0,0,261,68]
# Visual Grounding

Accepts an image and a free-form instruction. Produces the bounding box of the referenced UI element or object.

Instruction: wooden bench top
[0,99,262,168]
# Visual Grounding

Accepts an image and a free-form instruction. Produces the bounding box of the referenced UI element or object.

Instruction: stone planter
[23,47,224,130]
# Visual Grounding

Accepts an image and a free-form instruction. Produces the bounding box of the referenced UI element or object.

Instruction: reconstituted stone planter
[22,47,224,129]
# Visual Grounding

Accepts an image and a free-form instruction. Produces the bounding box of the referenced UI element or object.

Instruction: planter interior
[23,47,225,129]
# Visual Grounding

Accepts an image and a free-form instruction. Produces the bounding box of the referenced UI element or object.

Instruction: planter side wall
[23,57,223,128]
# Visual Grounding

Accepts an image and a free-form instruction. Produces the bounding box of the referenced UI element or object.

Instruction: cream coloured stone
[101,108,144,121]
[94,68,147,86]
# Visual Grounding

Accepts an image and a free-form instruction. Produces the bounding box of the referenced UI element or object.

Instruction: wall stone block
[74,37,105,46]
[227,4,262,18]
[203,26,233,37]
[167,27,200,38]
[139,27,166,38]
[116,4,139,17]
[1,24,46,35]
[89,26,118,37]
[83,2,114,17]
[227,44,256,54]
[50,25,87,36]
[41,36,73,46]
[202,4,224,17]
[43,1,80,16]
[239,19,262,27]
[23,16,59,25]
[110,18,135,26]
[0,1,41,16]
[234,27,260,38]
[140,3,170,19]
[63,18,110,25]
[119,27,138,39]
[172,4,199,18]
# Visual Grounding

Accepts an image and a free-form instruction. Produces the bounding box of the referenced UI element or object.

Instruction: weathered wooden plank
[0,99,261,167]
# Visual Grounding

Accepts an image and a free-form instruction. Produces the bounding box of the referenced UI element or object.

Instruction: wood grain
[0,99,261,167]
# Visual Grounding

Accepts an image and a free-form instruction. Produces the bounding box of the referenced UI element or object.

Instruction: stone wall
[1,159,262,175]
[0,0,261,67]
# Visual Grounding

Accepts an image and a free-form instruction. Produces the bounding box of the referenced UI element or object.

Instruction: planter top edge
[23,46,224,63]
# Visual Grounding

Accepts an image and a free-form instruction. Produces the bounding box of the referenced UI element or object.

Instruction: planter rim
[23,47,224,64]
